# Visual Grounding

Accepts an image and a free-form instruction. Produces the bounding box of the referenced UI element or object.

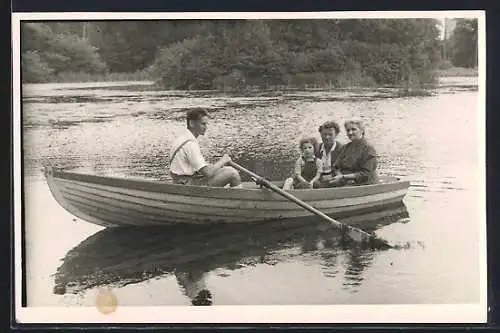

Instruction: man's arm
[183,141,232,178]
[198,154,231,178]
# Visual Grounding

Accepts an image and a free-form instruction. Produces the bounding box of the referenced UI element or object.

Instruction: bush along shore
[49,71,155,83]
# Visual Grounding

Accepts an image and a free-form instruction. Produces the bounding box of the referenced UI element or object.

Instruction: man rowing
[168,108,242,188]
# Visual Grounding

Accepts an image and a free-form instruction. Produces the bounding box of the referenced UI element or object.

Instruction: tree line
[20,19,478,89]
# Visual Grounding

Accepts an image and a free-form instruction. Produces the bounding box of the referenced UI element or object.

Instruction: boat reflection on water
[53,202,410,305]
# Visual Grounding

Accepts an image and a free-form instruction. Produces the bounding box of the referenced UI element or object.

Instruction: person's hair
[186,108,208,128]
[318,120,340,135]
[344,118,366,136]
[298,137,318,155]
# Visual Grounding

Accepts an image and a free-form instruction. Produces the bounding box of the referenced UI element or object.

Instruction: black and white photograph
[13,11,486,323]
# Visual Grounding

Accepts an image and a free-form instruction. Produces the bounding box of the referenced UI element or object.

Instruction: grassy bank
[34,67,477,87]
[51,71,157,83]
[438,67,478,77]
[209,71,380,92]
[42,70,381,89]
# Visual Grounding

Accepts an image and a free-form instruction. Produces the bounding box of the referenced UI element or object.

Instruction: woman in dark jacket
[328,118,378,187]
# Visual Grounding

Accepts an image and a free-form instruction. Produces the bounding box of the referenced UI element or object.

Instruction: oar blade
[344,226,392,250]
[344,227,369,243]
[369,238,393,250]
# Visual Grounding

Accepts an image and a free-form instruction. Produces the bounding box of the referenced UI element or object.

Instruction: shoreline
[21,68,478,94]
[21,80,477,100]
[437,67,478,77]
[24,74,478,88]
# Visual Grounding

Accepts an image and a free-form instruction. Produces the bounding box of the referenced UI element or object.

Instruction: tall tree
[449,19,478,68]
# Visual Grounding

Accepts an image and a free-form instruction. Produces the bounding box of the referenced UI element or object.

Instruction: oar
[228,161,392,249]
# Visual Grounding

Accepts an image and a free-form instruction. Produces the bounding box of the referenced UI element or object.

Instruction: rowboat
[44,166,410,227]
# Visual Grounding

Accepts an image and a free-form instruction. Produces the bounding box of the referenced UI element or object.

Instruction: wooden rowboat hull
[44,167,410,227]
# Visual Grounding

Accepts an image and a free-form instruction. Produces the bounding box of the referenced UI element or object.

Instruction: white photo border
[12,10,487,324]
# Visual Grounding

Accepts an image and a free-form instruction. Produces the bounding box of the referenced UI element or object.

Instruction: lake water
[21,76,484,307]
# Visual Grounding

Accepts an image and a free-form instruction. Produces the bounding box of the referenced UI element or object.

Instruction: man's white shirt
[169,129,208,176]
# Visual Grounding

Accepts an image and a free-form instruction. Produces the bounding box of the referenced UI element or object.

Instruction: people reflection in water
[52,204,407,303]
[174,270,213,306]
[341,247,375,292]
[300,228,375,292]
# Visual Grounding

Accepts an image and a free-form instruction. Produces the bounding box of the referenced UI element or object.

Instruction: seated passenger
[283,137,322,190]
[328,118,378,187]
[313,121,344,188]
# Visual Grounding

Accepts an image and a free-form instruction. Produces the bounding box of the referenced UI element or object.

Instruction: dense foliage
[21,23,107,82]
[20,19,450,88]
[446,19,478,68]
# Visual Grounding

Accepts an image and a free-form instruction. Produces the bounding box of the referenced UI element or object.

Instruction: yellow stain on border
[95,288,118,315]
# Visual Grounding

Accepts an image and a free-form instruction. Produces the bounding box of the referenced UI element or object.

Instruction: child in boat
[283,137,322,190]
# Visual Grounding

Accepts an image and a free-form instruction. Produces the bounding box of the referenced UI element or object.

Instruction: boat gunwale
[46,167,411,201]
